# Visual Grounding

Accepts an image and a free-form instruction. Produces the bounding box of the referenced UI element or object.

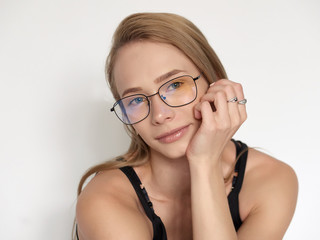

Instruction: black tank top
[76,140,248,240]
[119,140,248,240]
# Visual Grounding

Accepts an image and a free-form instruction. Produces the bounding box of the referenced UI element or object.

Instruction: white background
[1,0,319,239]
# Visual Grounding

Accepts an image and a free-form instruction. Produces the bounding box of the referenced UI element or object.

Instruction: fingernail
[210,82,215,86]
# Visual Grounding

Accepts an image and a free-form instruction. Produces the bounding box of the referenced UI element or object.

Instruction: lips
[155,125,190,144]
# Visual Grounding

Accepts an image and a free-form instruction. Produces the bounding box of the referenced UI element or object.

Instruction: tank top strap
[119,166,167,240]
[232,140,248,192]
[120,166,155,220]
[228,139,248,231]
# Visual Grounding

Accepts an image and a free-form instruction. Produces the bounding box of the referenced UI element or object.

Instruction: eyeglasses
[110,75,201,125]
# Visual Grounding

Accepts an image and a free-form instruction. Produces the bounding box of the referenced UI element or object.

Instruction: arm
[186,79,298,239]
[189,159,238,239]
[187,79,246,240]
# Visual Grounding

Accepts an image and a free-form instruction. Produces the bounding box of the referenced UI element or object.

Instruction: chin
[165,149,187,160]
[150,139,190,160]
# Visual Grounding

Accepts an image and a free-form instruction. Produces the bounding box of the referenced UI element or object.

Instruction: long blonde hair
[73,12,230,239]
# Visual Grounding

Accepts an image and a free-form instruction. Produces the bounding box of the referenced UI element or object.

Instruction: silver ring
[238,99,247,105]
[227,97,238,103]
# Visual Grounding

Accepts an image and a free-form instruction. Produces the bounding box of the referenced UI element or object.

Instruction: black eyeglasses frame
[110,74,201,125]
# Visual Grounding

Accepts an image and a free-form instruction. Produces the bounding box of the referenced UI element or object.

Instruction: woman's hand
[186,79,247,168]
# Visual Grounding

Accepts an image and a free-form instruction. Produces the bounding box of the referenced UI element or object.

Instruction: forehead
[113,41,198,97]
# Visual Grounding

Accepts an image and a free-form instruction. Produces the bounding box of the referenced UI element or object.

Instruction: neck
[135,140,236,201]
[138,151,192,202]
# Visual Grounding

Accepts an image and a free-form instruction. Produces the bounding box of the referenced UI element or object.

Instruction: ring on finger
[227,96,238,103]
[238,99,247,105]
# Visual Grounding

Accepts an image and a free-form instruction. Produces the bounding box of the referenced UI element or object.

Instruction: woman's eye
[168,81,183,90]
[128,97,144,106]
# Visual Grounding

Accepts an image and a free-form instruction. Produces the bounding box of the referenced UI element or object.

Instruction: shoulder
[244,147,298,193]
[238,147,298,239]
[76,168,152,240]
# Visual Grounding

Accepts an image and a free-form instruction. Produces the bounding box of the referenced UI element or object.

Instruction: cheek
[132,125,143,135]
[174,104,200,124]
[132,124,151,142]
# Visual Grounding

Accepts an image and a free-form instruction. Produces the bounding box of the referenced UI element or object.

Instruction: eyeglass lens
[113,75,197,124]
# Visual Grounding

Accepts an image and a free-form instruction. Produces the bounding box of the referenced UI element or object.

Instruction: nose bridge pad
[160,94,166,101]
[149,93,173,122]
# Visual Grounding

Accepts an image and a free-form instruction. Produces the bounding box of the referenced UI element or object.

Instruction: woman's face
[113,41,209,159]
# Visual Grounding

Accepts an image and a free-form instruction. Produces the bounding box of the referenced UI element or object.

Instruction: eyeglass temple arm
[193,75,201,81]
[111,101,130,124]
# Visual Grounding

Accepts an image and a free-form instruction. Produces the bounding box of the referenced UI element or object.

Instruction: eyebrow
[121,69,185,97]
[154,69,185,84]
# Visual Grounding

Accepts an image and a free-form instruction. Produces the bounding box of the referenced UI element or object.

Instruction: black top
[119,139,248,240]
[76,140,248,240]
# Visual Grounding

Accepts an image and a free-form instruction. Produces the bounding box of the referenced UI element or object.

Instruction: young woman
[75,13,298,240]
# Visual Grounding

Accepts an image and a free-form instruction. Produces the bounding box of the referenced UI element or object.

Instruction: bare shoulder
[245,147,298,184]
[238,147,298,239]
[76,168,152,240]
[244,147,298,193]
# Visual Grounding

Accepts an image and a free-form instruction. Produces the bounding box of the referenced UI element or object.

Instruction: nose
[149,94,175,125]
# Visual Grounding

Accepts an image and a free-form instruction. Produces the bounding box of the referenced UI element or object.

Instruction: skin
[76,41,298,240]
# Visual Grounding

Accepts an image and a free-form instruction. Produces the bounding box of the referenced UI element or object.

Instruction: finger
[199,92,217,112]
[203,85,240,127]
[211,80,246,124]
[223,85,242,128]
[202,80,247,126]
[211,90,231,129]
[194,101,217,119]
[198,101,216,128]
[206,79,234,93]
[232,83,247,123]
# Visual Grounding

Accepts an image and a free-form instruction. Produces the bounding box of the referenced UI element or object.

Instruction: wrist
[188,157,223,177]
